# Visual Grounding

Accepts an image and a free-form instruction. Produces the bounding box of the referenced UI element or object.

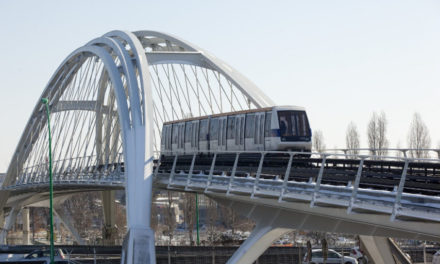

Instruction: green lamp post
[196,193,200,246]
[41,98,55,264]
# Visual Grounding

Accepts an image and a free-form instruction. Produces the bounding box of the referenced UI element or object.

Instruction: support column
[227,224,292,264]
[102,190,118,245]
[54,206,85,245]
[359,235,411,264]
[0,206,20,244]
[22,208,30,244]
[218,200,294,264]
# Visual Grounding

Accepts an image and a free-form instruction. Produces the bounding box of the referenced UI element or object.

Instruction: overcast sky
[1,0,439,171]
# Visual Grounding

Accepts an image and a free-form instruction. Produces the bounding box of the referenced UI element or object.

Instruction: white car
[304,249,358,264]
[350,247,368,263]
[22,249,66,262]
[433,250,440,264]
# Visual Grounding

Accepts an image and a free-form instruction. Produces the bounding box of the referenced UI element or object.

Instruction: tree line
[313,111,437,158]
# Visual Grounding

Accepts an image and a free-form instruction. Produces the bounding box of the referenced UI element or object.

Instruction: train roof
[163,105,306,125]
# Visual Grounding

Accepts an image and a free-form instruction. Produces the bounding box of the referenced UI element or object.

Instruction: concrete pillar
[0,206,19,244]
[54,206,85,245]
[102,190,118,245]
[227,224,292,264]
[217,200,294,264]
[22,208,30,244]
[359,235,411,264]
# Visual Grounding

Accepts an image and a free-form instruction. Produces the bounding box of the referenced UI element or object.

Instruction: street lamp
[41,98,55,264]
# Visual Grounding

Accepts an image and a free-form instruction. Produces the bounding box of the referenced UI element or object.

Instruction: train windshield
[278,111,311,140]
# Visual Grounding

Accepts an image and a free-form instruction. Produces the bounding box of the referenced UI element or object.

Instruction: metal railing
[155,150,440,222]
[8,153,125,189]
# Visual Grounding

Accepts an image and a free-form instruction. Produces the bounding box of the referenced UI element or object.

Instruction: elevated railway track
[157,152,440,196]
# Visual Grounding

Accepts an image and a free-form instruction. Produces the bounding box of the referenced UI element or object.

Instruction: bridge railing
[9,153,125,188]
[155,150,440,222]
[324,148,440,159]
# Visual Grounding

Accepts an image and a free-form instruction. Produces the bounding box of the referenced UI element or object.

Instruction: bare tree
[436,141,440,159]
[367,111,388,156]
[164,191,176,245]
[408,112,431,158]
[182,193,196,245]
[395,141,403,158]
[205,196,218,245]
[313,130,326,152]
[345,122,360,155]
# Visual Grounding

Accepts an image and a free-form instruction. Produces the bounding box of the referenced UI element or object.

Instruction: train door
[199,119,209,153]
[235,114,245,151]
[184,121,192,154]
[264,111,274,150]
[254,112,265,150]
[226,115,236,151]
[160,125,166,152]
[177,122,185,154]
[191,120,199,153]
[161,124,172,153]
[245,113,256,151]
[209,117,219,153]
[171,123,179,154]
[218,116,227,151]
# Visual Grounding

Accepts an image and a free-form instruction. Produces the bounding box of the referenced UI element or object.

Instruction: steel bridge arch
[1,30,278,263]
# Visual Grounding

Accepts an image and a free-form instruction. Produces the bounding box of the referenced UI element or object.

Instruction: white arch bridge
[1,30,439,264]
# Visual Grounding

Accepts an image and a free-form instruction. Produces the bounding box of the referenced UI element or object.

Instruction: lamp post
[41,98,54,264]
[196,193,200,246]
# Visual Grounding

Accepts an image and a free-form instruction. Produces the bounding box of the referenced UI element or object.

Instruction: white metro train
[160,105,312,155]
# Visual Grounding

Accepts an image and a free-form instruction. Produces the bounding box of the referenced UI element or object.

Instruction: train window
[254,115,260,144]
[259,115,264,144]
[163,126,170,150]
[185,122,192,143]
[278,111,311,140]
[161,126,166,146]
[210,118,219,141]
[222,119,227,145]
[265,111,272,137]
[291,115,297,136]
[172,124,179,145]
[235,117,240,145]
[240,116,245,145]
[167,126,171,149]
[227,116,235,140]
[245,114,255,138]
[297,112,309,136]
[179,124,185,148]
[199,119,208,141]
[192,121,199,148]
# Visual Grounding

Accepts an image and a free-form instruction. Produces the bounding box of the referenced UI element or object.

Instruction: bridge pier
[54,206,85,245]
[0,206,19,244]
[208,195,419,264]
[102,191,118,245]
[21,208,30,244]
[359,235,411,264]
[211,198,293,264]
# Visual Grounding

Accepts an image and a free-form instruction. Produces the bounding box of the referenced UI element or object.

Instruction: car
[303,249,358,264]
[22,248,66,262]
[350,247,368,263]
[432,250,440,264]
